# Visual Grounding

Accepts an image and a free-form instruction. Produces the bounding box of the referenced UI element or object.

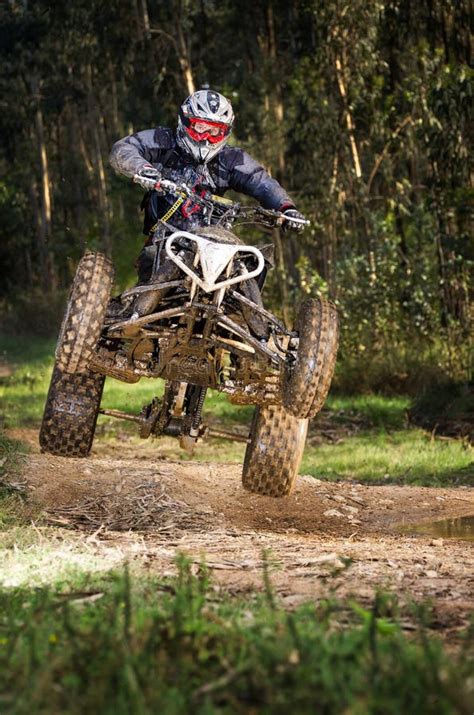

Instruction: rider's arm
[109,127,174,178]
[224,148,295,211]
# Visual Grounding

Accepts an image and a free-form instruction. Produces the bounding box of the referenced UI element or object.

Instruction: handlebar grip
[133,173,160,190]
[276,214,311,227]
[281,215,310,225]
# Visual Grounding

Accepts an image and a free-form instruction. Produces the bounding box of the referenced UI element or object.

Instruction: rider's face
[186,117,229,144]
[193,121,221,137]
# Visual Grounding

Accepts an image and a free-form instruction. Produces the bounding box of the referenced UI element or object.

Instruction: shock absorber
[189,386,207,437]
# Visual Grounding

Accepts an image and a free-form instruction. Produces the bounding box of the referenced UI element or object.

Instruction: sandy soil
[5,428,474,639]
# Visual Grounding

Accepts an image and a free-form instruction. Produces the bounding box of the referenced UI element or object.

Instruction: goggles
[183,116,230,144]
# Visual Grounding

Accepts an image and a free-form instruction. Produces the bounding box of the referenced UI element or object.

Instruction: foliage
[0,0,471,388]
[0,431,27,529]
[409,380,474,442]
[0,561,473,714]
[0,432,25,485]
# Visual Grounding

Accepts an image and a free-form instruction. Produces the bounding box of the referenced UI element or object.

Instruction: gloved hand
[134,164,160,191]
[281,208,307,233]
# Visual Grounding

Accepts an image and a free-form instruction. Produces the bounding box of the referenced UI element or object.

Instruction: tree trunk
[139,0,151,41]
[176,17,195,94]
[94,120,112,255]
[334,55,362,180]
[258,3,297,316]
[108,58,122,138]
[266,3,285,180]
[86,65,112,255]
[30,77,57,290]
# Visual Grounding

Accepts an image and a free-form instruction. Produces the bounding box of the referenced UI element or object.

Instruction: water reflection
[411,515,474,541]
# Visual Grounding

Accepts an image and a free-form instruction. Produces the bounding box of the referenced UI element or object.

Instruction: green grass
[1,336,472,486]
[302,429,473,485]
[0,432,28,529]
[0,561,472,714]
[0,336,56,426]
[327,394,409,430]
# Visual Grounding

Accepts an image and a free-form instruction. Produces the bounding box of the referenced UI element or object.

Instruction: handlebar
[132,174,199,198]
[132,173,310,228]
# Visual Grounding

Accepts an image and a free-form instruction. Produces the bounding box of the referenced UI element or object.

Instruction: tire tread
[56,251,113,373]
[282,297,339,419]
[39,366,104,457]
[242,404,308,497]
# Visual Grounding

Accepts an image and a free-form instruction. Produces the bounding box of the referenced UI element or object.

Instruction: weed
[0,562,472,714]
[0,432,28,529]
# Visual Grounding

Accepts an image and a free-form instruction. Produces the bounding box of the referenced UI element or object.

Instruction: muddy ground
[4,428,474,640]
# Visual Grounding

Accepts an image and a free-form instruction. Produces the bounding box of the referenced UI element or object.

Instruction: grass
[1,335,472,486]
[0,432,28,529]
[0,530,126,589]
[302,429,474,485]
[0,560,472,715]
[1,340,473,713]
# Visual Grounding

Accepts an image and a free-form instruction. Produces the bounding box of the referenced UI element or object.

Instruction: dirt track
[5,428,474,639]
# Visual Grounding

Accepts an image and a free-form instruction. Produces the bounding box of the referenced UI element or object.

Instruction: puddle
[409,515,474,541]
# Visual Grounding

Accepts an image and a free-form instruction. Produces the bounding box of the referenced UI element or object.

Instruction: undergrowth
[0,432,27,529]
[0,559,472,715]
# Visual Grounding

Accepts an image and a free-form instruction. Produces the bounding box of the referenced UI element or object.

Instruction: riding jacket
[109,127,295,234]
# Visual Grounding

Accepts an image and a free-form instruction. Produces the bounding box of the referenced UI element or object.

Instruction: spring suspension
[190,386,207,436]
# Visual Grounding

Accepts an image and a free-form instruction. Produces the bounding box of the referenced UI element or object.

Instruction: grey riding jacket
[109,126,294,212]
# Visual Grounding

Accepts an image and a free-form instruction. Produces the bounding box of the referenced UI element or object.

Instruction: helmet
[176,89,234,163]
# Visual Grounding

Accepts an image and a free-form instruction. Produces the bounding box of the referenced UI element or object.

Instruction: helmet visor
[184,117,230,144]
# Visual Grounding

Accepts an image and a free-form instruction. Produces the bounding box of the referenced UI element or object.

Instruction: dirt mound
[21,449,473,538]
[25,449,215,533]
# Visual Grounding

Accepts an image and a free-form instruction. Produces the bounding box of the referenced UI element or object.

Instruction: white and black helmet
[176,89,234,163]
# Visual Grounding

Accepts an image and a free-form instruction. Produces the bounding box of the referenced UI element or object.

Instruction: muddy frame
[91,279,297,448]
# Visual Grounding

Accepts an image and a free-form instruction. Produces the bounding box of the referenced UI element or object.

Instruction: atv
[39,177,339,497]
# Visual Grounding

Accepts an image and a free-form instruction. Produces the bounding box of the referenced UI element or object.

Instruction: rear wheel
[282,297,339,419]
[56,251,114,374]
[242,404,308,497]
[39,366,105,457]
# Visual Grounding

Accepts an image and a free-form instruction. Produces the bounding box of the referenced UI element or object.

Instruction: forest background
[0,0,472,395]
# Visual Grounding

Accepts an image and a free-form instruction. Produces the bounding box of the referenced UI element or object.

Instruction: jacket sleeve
[227,149,295,211]
[109,129,162,178]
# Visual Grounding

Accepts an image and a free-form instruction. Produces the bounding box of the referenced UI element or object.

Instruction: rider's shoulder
[152,126,176,148]
[130,126,175,148]
[218,144,249,166]
[218,145,260,171]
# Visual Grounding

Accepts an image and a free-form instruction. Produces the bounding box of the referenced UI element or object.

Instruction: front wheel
[242,404,308,497]
[56,251,114,374]
[282,297,339,419]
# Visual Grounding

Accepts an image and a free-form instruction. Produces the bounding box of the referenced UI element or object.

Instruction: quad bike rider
[39,89,339,497]
[111,89,306,324]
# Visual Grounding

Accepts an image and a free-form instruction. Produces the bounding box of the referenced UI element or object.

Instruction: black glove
[282,208,307,233]
[134,164,160,191]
